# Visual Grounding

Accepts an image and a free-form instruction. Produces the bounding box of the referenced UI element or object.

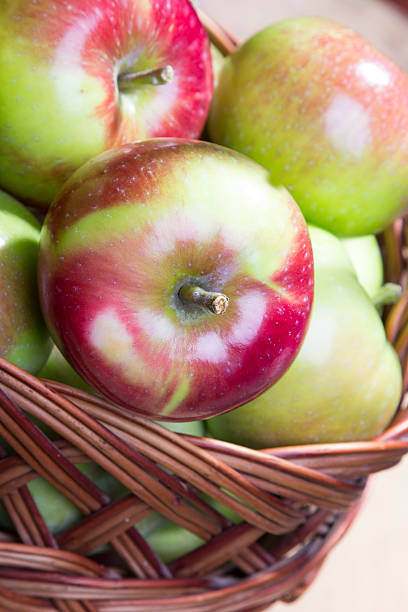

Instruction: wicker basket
[0,10,407,612]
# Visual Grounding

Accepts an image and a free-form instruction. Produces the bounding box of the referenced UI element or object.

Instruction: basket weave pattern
[0,13,407,612]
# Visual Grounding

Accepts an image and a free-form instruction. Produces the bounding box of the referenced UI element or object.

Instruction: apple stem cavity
[178,285,229,315]
[118,65,174,90]
[372,282,402,308]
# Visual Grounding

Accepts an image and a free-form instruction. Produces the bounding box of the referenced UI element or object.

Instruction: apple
[157,418,205,437]
[340,234,383,299]
[208,17,408,236]
[38,344,95,394]
[0,0,213,210]
[145,520,205,564]
[206,225,402,448]
[145,490,244,563]
[38,138,314,421]
[210,43,225,90]
[340,234,401,309]
[0,188,51,374]
[200,44,225,142]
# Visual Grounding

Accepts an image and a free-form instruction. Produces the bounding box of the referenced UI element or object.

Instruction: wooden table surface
[198,1,408,610]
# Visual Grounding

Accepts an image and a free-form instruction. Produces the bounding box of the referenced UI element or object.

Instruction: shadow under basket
[0,11,408,612]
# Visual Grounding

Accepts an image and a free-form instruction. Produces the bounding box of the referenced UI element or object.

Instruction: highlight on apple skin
[208,16,408,236]
[0,0,213,209]
[38,138,314,421]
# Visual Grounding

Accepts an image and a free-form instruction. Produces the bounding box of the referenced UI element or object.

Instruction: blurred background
[198,1,408,611]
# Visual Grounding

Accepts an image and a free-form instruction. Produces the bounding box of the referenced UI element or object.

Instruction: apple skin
[0,0,213,210]
[206,225,402,448]
[210,43,225,90]
[340,234,383,299]
[0,189,52,374]
[145,490,243,563]
[38,138,314,421]
[38,344,96,394]
[157,418,205,437]
[208,17,408,236]
[145,520,205,563]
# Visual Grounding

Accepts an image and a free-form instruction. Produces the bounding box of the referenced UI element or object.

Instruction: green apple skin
[200,44,225,142]
[340,234,383,299]
[0,0,213,210]
[206,226,402,448]
[145,491,243,564]
[0,189,51,373]
[210,43,225,90]
[156,419,205,437]
[208,17,408,236]
[146,521,205,564]
[38,344,95,394]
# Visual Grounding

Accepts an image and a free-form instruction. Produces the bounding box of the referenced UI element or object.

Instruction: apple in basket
[207,225,402,448]
[38,344,95,394]
[38,138,314,421]
[340,234,384,300]
[0,0,213,210]
[0,189,51,374]
[208,16,408,236]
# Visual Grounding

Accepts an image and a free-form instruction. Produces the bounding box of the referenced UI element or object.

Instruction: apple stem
[118,65,174,90]
[178,285,229,315]
[372,282,402,308]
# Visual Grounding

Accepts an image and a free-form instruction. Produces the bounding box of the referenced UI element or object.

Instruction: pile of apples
[0,0,406,560]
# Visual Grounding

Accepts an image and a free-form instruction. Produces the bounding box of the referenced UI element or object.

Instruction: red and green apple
[0,0,213,210]
[206,225,402,447]
[38,138,314,421]
[0,189,51,374]
[208,17,408,236]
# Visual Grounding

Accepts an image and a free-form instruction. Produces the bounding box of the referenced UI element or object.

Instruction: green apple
[340,234,383,299]
[0,189,51,373]
[208,17,408,236]
[340,234,401,309]
[38,344,95,393]
[210,43,225,90]
[200,44,225,142]
[206,225,402,448]
[146,520,205,563]
[145,491,243,563]
[156,419,205,437]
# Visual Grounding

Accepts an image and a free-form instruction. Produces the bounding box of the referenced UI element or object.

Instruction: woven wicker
[0,10,407,612]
